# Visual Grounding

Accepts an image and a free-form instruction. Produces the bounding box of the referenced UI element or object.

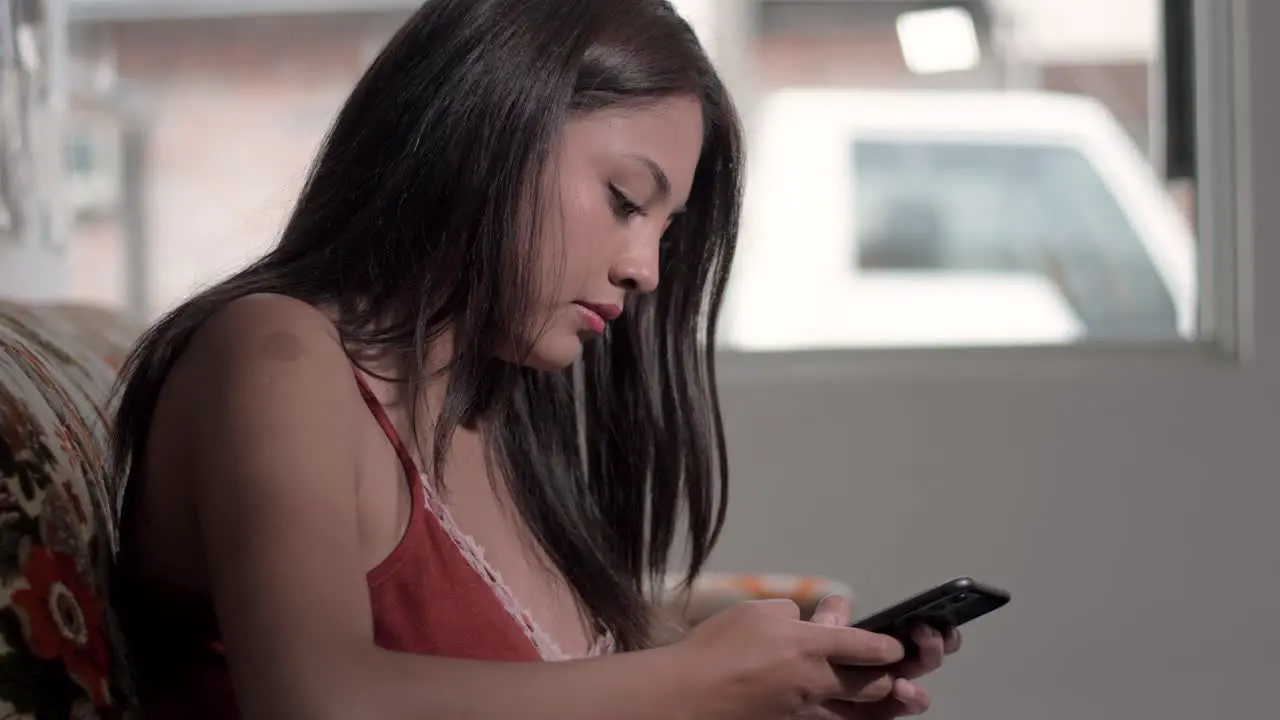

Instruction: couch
[0,301,137,718]
[0,300,848,719]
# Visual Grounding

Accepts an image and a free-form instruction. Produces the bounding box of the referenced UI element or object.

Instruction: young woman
[110,1,958,717]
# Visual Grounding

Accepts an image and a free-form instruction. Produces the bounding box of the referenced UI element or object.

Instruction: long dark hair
[110,0,743,650]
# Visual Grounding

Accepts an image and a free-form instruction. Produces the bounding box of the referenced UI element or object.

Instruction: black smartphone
[849,577,1010,659]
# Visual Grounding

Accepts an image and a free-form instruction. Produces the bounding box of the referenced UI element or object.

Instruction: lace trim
[417,473,616,661]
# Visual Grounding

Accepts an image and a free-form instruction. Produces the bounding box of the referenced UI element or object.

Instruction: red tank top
[116,369,610,718]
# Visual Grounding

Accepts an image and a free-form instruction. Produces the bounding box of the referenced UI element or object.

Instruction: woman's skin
[127,97,958,720]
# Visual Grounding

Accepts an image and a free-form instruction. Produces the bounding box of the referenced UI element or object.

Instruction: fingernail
[812,612,838,625]
[897,681,917,700]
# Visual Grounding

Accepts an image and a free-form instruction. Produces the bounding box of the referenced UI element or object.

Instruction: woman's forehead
[562,98,704,186]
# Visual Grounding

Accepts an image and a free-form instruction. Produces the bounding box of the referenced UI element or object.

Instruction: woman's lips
[574,302,621,333]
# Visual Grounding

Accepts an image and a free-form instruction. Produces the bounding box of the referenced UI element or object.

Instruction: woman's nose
[609,237,660,294]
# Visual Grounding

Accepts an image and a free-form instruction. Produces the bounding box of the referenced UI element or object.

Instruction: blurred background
[4,2,1278,720]
[5,0,1199,350]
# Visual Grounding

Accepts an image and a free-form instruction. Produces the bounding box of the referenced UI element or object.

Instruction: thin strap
[351,369,423,481]
[350,369,616,659]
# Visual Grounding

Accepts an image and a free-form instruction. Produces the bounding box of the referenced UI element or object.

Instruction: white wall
[0,244,69,301]
[996,0,1160,63]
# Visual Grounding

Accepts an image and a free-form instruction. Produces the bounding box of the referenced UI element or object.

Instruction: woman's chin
[521,332,589,372]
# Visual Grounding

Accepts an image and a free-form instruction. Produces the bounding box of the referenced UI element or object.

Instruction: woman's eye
[609,185,643,219]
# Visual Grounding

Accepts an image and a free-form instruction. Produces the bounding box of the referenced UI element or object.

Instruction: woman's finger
[815,679,932,720]
[810,593,853,626]
[943,626,962,654]
[897,624,946,679]
[808,624,905,667]
[890,678,932,716]
[832,666,895,703]
[814,699,866,719]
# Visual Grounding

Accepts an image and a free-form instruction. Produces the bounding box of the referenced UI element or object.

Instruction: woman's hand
[803,595,962,719]
[666,598,908,720]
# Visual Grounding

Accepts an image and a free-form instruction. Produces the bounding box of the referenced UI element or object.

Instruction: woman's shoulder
[162,292,360,436]
[190,293,342,360]
[176,292,345,377]
[131,296,371,590]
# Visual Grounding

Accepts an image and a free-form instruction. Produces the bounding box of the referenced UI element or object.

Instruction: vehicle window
[852,140,1180,341]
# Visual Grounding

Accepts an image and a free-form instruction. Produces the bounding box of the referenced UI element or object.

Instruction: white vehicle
[720,89,1198,350]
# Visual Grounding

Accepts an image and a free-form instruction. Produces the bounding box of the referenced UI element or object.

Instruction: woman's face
[518,96,704,371]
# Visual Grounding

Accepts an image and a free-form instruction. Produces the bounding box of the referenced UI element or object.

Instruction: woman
[110,1,958,717]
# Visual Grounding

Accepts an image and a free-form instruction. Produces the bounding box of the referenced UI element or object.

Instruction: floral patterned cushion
[0,301,138,719]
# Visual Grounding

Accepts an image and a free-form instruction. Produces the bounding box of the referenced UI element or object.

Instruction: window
[852,140,1181,342]
[717,0,1203,352]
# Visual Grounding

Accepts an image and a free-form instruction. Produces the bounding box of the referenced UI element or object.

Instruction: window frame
[715,0,1252,385]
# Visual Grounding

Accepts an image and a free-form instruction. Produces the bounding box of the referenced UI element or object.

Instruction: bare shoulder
[179,292,348,384]
[161,292,365,476]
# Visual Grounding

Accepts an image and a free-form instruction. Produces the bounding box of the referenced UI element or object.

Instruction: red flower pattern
[11,546,112,706]
[1,303,139,714]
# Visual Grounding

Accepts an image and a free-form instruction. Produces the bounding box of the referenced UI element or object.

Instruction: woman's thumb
[809,593,852,626]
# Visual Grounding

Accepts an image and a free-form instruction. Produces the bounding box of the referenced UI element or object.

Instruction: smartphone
[849,577,1010,659]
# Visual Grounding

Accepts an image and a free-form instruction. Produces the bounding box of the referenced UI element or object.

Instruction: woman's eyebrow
[624,153,671,199]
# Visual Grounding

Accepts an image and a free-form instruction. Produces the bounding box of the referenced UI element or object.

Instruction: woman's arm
[159,294,903,720]
[157,295,696,720]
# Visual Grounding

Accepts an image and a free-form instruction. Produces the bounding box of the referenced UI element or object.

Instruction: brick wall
[71,14,403,311]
